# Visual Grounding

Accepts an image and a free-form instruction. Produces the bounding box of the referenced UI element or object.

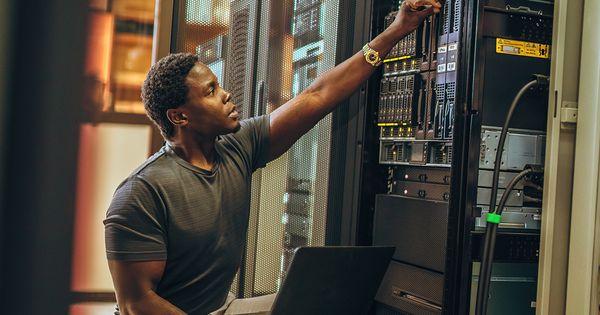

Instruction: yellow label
[377,123,399,127]
[383,56,412,63]
[496,38,550,59]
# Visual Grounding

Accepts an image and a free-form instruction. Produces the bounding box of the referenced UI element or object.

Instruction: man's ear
[166,109,188,126]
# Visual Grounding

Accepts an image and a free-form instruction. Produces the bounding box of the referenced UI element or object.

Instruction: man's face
[179,63,240,137]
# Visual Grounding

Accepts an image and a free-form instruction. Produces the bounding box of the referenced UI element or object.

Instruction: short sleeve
[104,176,167,261]
[223,114,271,171]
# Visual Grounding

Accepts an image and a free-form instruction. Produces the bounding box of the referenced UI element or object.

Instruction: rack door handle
[255,80,265,117]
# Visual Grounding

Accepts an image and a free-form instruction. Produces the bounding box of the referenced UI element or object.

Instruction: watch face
[363,45,380,66]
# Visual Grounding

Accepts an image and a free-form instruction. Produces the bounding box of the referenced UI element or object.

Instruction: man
[104,1,442,314]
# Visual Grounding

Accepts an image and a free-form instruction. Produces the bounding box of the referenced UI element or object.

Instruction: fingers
[408,0,442,13]
[422,0,442,13]
[418,5,436,16]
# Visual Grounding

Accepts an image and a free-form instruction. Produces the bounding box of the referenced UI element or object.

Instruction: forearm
[268,0,440,160]
[305,26,411,115]
[121,290,186,315]
[306,0,442,109]
[268,27,411,159]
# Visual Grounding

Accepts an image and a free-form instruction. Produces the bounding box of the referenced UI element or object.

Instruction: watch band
[362,43,383,67]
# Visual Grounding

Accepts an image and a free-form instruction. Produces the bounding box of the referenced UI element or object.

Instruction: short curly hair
[141,53,200,138]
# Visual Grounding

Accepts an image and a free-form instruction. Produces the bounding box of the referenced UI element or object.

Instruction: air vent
[389,77,398,92]
[435,83,446,109]
[386,144,396,162]
[406,75,414,91]
[446,82,456,100]
[442,0,451,35]
[380,78,389,94]
[398,76,406,92]
[452,0,461,33]
[432,145,445,164]
[225,7,250,113]
[396,144,405,161]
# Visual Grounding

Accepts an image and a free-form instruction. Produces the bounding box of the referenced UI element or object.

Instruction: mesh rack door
[171,0,261,296]
[244,0,341,297]
[170,0,341,298]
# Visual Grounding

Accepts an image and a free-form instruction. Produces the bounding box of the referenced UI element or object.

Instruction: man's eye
[208,88,214,95]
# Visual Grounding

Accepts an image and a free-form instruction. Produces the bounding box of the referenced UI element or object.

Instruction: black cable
[496,170,533,217]
[475,213,498,315]
[476,169,534,314]
[474,75,548,315]
[487,80,537,222]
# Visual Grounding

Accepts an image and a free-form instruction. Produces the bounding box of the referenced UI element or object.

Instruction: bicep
[105,178,168,261]
[108,260,166,303]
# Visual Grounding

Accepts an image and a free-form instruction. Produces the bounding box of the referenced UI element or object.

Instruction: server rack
[345,0,555,314]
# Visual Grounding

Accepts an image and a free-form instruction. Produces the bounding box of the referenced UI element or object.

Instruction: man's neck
[167,132,217,171]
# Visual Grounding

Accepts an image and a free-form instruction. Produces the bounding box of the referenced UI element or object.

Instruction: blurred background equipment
[0,0,88,314]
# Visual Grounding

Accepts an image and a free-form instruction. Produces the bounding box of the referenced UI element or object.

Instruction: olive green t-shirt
[104,115,270,314]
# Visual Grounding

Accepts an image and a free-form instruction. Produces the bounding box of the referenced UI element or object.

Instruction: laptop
[270,246,395,315]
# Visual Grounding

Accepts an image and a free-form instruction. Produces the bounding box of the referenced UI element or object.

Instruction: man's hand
[391,0,443,34]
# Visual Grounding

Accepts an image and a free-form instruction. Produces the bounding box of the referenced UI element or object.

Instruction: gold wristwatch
[362,43,382,67]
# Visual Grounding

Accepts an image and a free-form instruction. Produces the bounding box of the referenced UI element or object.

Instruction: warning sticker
[496,38,550,59]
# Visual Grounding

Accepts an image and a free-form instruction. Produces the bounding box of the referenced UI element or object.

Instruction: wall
[71,123,152,292]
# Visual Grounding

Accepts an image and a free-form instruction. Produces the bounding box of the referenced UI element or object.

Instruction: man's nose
[223,91,231,103]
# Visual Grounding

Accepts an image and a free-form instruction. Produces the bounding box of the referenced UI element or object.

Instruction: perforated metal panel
[172,0,340,299]
[244,0,340,297]
[223,0,260,119]
[225,6,249,114]
[174,0,258,118]
[173,0,259,296]
[176,0,230,54]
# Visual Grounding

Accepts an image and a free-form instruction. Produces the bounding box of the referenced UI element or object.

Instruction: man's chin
[230,122,241,133]
[217,122,241,136]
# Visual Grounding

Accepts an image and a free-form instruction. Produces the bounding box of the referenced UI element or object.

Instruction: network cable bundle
[474,75,549,315]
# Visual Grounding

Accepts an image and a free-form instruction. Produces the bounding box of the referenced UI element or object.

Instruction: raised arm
[268,0,442,160]
[108,260,185,315]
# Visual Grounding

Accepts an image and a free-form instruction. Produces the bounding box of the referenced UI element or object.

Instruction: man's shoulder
[119,147,177,189]
[219,115,269,150]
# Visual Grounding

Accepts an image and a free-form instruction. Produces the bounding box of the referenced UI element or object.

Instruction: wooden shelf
[112,0,155,23]
[114,33,153,46]
[180,22,228,46]
[82,111,150,125]
[113,71,146,87]
[114,101,146,114]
